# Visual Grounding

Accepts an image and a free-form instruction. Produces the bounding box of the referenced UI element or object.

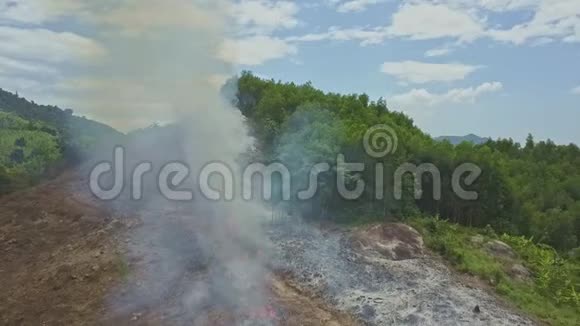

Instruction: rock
[351,223,424,260]
[470,235,485,246]
[473,305,481,314]
[484,240,517,259]
[403,314,422,324]
[509,263,532,281]
[360,305,376,320]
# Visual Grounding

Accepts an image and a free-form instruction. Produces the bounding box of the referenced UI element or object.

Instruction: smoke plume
[55,0,274,323]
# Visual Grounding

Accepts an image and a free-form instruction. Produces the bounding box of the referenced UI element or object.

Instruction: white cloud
[424,46,454,57]
[0,26,106,63]
[218,35,297,65]
[487,0,580,44]
[287,26,388,45]
[289,0,580,47]
[387,3,485,42]
[231,0,299,34]
[0,1,255,131]
[216,1,301,66]
[1,1,224,34]
[408,0,580,44]
[477,0,539,11]
[389,81,503,109]
[0,75,42,92]
[288,3,486,45]
[571,85,580,95]
[380,61,481,84]
[407,0,539,12]
[0,0,85,25]
[95,0,221,36]
[337,0,385,12]
[0,56,59,76]
[530,36,554,46]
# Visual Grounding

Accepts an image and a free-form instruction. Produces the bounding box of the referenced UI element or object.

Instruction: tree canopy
[234,72,580,251]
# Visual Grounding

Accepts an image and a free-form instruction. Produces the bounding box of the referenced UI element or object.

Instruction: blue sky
[0,0,579,144]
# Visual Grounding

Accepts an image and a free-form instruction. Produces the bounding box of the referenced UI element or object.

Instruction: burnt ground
[1,172,535,325]
[0,173,359,326]
[269,222,535,326]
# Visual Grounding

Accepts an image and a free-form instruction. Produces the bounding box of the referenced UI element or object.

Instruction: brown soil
[0,172,124,325]
[0,173,360,326]
[270,275,360,326]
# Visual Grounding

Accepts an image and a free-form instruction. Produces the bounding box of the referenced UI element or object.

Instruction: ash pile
[108,203,281,326]
[268,221,534,326]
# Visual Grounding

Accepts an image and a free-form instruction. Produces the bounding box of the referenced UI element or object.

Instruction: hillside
[0,89,124,193]
[0,171,537,325]
[231,73,580,323]
[0,75,578,325]
[235,72,580,251]
[0,89,121,140]
[0,112,61,193]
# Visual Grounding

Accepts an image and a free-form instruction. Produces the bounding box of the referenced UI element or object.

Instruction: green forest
[234,72,580,252]
[2,76,578,251]
[232,72,580,323]
[0,89,122,194]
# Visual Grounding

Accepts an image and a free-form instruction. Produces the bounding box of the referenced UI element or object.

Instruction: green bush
[501,234,579,306]
[0,112,63,195]
[411,217,580,326]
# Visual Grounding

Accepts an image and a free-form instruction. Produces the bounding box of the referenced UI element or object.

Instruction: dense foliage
[0,89,123,194]
[233,72,580,252]
[0,112,60,193]
[411,217,579,325]
[0,88,124,159]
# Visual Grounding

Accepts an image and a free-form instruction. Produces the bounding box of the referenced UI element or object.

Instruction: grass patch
[409,216,580,326]
[113,252,131,280]
[496,281,579,325]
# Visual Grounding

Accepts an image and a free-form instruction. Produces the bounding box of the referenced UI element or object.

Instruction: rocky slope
[269,222,534,325]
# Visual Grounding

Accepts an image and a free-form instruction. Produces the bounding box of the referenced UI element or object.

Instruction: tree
[14,137,26,147]
[231,72,580,250]
[525,133,535,151]
[9,149,24,165]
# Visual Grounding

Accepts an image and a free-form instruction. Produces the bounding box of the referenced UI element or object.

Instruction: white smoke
[50,0,275,323]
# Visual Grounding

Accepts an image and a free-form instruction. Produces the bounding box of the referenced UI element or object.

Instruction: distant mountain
[435,134,490,145]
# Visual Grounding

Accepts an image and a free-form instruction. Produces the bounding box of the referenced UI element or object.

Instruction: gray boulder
[484,240,517,259]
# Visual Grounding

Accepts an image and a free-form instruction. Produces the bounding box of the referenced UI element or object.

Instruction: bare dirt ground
[0,172,123,325]
[0,173,359,326]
